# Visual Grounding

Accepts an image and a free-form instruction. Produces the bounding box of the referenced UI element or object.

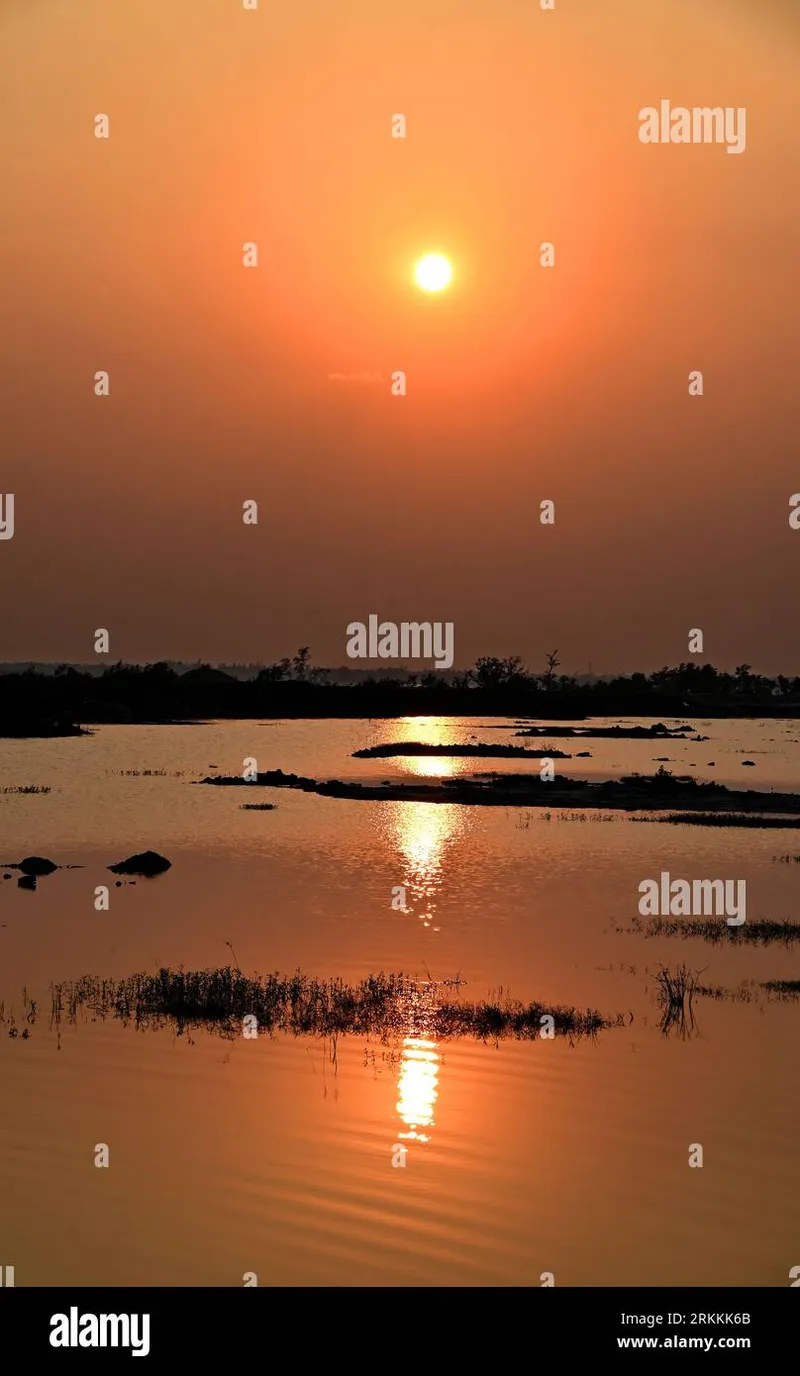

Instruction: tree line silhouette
[2,651,799,731]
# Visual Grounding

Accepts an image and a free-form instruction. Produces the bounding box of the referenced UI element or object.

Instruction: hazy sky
[1,0,798,673]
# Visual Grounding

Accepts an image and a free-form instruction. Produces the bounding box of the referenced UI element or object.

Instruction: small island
[197,765,800,815]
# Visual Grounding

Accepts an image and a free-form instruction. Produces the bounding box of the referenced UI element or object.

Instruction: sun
[414,254,452,292]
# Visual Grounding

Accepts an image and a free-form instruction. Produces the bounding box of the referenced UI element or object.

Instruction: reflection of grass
[47,968,614,1042]
[642,916,800,946]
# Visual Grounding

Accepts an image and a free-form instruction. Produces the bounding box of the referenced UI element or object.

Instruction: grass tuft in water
[47,967,613,1043]
[657,813,800,829]
[0,785,51,794]
[761,980,800,998]
[654,963,701,1037]
[642,916,800,946]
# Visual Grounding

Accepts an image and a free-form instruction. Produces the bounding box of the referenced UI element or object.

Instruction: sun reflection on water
[394,716,471,781]
[395,1036,440,1145]
[387,717,470,927]
[395,801,462,928]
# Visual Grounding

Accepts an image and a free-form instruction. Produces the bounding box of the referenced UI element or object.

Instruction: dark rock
[742,760,756,767]
[19,856,58,876]
[108,850,171,877]
[18,875,37,890]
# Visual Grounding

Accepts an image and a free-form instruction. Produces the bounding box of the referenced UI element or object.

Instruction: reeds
[761,980,800,999]
[654,963,700,1037]
[115,769,186,777]
[47,967,612,1042]
[655,963,699,1006]
[555,811,618,823]
[658,813,800,829]
[0,785,51,794]
[518,810,617,826]
[645,916,800,946]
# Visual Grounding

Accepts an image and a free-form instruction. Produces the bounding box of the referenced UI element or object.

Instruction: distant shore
[3,660,800,735]
[4,669,800,736]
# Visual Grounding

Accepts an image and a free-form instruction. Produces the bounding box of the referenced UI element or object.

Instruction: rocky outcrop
[0,856,60,876]
[108,851,171,876]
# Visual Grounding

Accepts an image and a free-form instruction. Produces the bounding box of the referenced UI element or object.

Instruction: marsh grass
[654,963,700,1036]
[693,981,758,1004]
[0,986,39,1038]
[644,916,800,946]
[530,811,617,825]
[115,769,186,777]
[657,813,800,829]
[762,980,800,999]
[0,785,51,794]
[655,963,700,1006]
[558,811,618,823]
[652,966,764,1035]
[46,967,614,1043]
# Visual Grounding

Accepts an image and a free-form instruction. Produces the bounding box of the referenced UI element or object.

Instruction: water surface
[1,717,798,1285]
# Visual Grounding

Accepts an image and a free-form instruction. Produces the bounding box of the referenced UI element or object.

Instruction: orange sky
[1,0,798,672]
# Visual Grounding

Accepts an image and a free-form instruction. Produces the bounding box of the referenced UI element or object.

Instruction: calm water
[1,716,799,1286]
